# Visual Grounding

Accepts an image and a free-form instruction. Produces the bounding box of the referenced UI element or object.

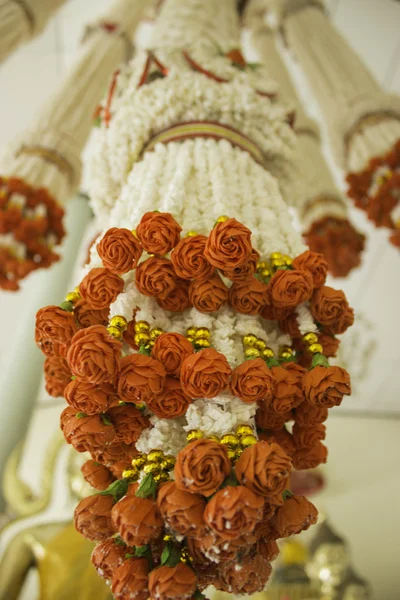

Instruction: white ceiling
[0,0,399,415]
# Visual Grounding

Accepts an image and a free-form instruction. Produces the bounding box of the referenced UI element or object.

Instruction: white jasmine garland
[296,303,318,335]
[184,394,257,438]
[136,415,187,456]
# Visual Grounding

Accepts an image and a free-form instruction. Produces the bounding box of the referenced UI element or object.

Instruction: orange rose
[81,460,115,491]
[135,256,176,299]
[270,494,318,538]
[303,365,351,408]
[157,481,206,537]
[79,267,124,309]
[192,532,244,563]
[180,348,231,398]
[260,428,296,458]
[64,380,116,414]
[258,539,279,562]
[256,406,292,430]
[136,211,182,255]
[284,362,306,381]
[189,273,228,313]
[74,494,115,542]
[157,279,192,312]
[74,298,109,328]
[174,439,231,497]
[92,537,127,582]
[221,248,260,282]
[112,495,163,546]
[235,441,291,502]
[112,557,149,600]
[310,286,354,334]
[171,234,214,280]
[148,563,197,600]
[204,217,252,270]
[228,276,268,315]
[260,302,292,321]
[117,354,166,402]
[151,332,194,377]
[107,404,150,444]
[123,315,139,350]
[35,305,78,348]
[146,377,192,418]
[97,227,143,274]
[204,485,264,540]
[67,325,122,384]
[93,443,140,477]
[318,333,340,357]
[44,356,72,398]
[230,358,274,403]
[292,422,326,448]
[61,411,115,453]
[269,365,304,413]
[292,441,328,470]
[268,269,313,309]
[293,401,328,427]
[292,250,328,288]
[35,330,66,358]
[219,554,272,595]
[278,313,301,338]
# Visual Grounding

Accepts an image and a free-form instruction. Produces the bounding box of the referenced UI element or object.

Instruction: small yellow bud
[186,231,198,237]
[65,291,80,303]
[236,424,253,437]
[280,351,293,361]
[131,454,147,470]
[227,448,237,461]
[143,462,160,475]
[135,320,150,333]
[186,326,197,338]
[243,334,258,347]
[131,229,138,238]
[160,456,175,471]
[147,449,164,463]
[256,261,268,272]
[134,332,150,346]
[279,346,293,358]
[154,471,170,483]
[150,327,164,340]
[283,255,293,266]
[220,434,239,448]
[255,339,267,351]
[261,268,271,279]
[122,468,139,481]
[195,327,211,339]
[271,252,283,260]
[195,338,211,348]
[303,332,318,345]
[244,347,261,359]
[240,434,258,448]
[272,258,285,269]
[207,435,220,443]
[186,336,195,343]
[110,315,128,331]
[262,347,275,359]
[216,215,230,223]
[107,326,122,339]
[309,343,323,354]
[186,429,203,443]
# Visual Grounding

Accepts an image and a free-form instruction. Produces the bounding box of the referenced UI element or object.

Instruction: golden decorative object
[256,260,268,271]
[280,351,293,360]
[186,336,195,343]
[110,315,128,331]
[195,327,210,339]
[309,343,323,354]
[271,252,283,260]
[186,326,197,337]
[131,229,138,238]
[163,534,173,542]
[131,454,147,470]
[261,268,271,278]
[236,424,253,437]
[134,402,146,410]
[272,257,285,268]
[220,433,239,448]
[240,434,257,447]
[65,291,80,303]
[283,254,293,266]
[243,333,258,347]
[147,449,164,463]
[279,346,293,357]
[107,326,122,339]
[262,347,275,359]
[207,435,220,443]
[134,332,150,346]
[135,320,150,333]
[186,429,203,442]
[244,347,261,359]
[226,448,236,460]
[303,332,318,345]
[150,327,164,340]
[122,468,139,480]
[216,215,229,223]
[154,471,170,483]
[143,461,160,475]
[160,456,175,471]
[186,230,198,237]
[195,338,211,348]
[235,447,244,459]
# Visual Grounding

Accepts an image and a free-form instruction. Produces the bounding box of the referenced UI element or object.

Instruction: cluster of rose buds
[35,212,353,598]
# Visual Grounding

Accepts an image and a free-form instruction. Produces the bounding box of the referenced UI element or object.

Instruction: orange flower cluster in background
[0,176,65,290]
[34,212,354,599]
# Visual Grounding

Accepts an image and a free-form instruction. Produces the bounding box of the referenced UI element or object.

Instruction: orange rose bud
[230,358,275,403]
[235,441,291,502]
[303,365,351,408]
[157,481,206,537]
[180,348,231,399]
[175,439,231,497]
[35,330,66,358]
[292,441,328,470]
[269,365,304,413]
[221,248,260,282]
[189,273,228,313]
[111,495,163,546]
[293,400,328,427]
[117,354,166,403]
[146,377,192,419]
[151,332,194,377]
[64,379,116,415]
[157,279,192,312]
[136,211,182,255]
[317,333,340,358]
[44,356,72,397]
[93,443,140,478]
[192,531,244,563]
[61,410,115,453]
[284,362,306,381]
[258,539,280,562]
[112,557,149,600]
[205,217,252,270]
[292,422,326,449]
[292,250,328,289]
[81,460,115,491]
[268,269,313,309]
[67,325,122,384]
[35,305,78,347]
[135,257,177,299]
[97,227,143,274]
[91,537,127,581]
[79,267,124,309]
[204,485,264,540]
[107,404,150,444]
[310,285,354,334]
[219,554,272,595]
[256,406,292,431]
[260,428,296,458]
[171,234,214,280]
[260,302,293,321]
[148,563,197,600]
[228,276,269,315]
[74,494,115,542]
[270,494,318,537]
[278,313,301,339]
[74,298,109,328]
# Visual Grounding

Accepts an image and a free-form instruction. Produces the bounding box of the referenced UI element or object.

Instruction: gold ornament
[207,435,220,443]
[216,215,229,223]
[283,255,293,266]
[235,447,244,459]
[243,334,258,347]
[186,429,203,442]
[134,402,146,410]
[150,327,164,340]
[244,347,261,359]
[107,326,122,339]
[195,338,211,348]
[186,231,198,237]
[255,339,267,351]
[65,291,80,303]
[256,261,268,271]
[143,462,160,475]
[236,424,253,437]
[131,229,138,238]
[272,257,285,269]
[160,456,175,471]
[163,534,173,542]
[147,449,164,463]
[154,471,170,483]
[227,448,237,461]
[280,351,293,361]
[262,347,274,359]
[186,326,197,338]
[186,336,195,343]
[131,454,147,470]
[110,315,128,331]
[270,252,283,260]
[261,268,271,279]
[309,343,323,354]
[279,346,293,357]
[135,320,150,333]
[180,548,193,563]
[148,340,155,348]
[122,468,139,480]
[303,332,318,345]
[134,332,150,346]
[240,434,257,448]
[220,434,239,448]
[195,327,210,339]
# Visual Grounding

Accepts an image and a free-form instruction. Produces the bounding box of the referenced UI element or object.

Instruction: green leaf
[139,344,151,356]
[99,478,129,502]
[114,537,126,547]
[75,412,88,419]
[135,545,150,558]
[194,591,207,600]
[265,357,280,368]
[311,353,330,369]
[60,301,74,312]
[221,471,239,489]
[161,542,181,567]
[135,473,157,499]
[283,489,294,500]
[101,413,112,426]
[93,116,102,127]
